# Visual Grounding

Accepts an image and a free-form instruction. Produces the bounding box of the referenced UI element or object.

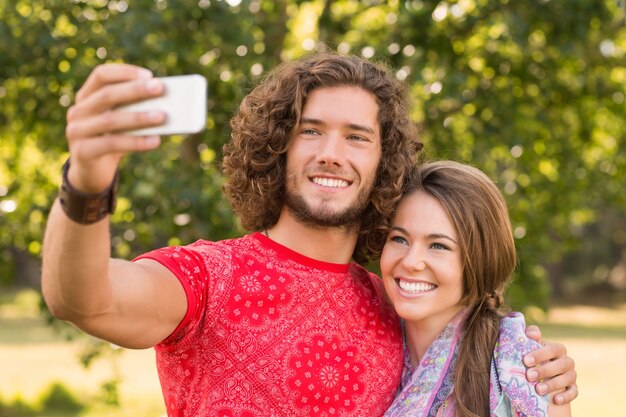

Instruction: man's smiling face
[284,85,382,228]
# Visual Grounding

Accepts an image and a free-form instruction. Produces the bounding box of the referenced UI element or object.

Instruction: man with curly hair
[42,52,576,417]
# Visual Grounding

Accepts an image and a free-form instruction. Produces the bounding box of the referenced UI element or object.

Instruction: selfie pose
[42,53,576,416]
[382,161,571,417]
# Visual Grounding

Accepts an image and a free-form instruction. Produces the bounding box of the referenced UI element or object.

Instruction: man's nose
[316,133,345,166]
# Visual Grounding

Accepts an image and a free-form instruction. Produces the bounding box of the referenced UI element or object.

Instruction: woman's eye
[430,242,449,250]
[390,235,408,245]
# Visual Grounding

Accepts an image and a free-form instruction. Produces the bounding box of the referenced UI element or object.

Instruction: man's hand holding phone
[65,63,206,196]
[118,74,207,136]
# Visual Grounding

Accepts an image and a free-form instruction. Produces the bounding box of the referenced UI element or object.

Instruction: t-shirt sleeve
[133,245,209,346]
[492,312,549,417]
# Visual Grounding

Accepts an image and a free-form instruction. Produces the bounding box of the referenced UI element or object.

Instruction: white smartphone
[119,74,207,136]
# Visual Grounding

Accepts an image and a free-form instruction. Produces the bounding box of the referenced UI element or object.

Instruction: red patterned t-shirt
[135,232,403,417]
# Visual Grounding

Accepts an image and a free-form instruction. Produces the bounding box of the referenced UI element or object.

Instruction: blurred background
[1,0,625,416]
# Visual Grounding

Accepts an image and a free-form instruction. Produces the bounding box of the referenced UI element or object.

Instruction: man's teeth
[312,177,349,188]
[398,280,436,293]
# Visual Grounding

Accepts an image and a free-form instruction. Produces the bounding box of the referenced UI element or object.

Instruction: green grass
[0,289,165,417]
[531,303,626,417]
[1,289,625,416]
[535,322,626,339]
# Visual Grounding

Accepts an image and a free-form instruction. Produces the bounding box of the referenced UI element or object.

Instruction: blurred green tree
[1,0,624,311]
[0,0,291,284]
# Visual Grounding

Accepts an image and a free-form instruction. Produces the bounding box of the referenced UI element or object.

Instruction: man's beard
[284,184,374,229]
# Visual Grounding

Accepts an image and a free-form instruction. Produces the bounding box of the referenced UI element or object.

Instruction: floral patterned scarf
[384,310,548,417]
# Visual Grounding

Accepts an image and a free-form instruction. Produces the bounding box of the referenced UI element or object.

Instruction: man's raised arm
[42,64,186,349]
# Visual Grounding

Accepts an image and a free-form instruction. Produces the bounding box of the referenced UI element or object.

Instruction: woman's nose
[401,247,427,271]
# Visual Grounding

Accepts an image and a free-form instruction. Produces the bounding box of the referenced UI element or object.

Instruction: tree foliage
[1,0,625,309]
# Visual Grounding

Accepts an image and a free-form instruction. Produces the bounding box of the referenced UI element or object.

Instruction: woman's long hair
[406,160,517,416]
[222,52,422,264]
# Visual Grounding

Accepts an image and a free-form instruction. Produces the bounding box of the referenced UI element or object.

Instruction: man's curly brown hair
[222,52,422,265]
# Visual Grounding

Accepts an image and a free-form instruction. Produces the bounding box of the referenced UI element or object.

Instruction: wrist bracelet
[58,159,119,224]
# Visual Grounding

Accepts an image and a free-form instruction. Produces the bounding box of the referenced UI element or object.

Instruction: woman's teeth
[398,280,436,293]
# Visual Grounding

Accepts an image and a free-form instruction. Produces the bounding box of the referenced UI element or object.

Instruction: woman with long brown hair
[382,160,571,417]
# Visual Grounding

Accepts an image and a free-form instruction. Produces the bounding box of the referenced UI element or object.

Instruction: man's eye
[302,128,320,135]
[348,135,367,141]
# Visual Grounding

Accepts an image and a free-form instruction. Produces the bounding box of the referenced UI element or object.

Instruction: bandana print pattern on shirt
[135,233,403,417]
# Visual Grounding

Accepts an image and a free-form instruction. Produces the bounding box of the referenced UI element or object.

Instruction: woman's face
[380,190,464,329]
